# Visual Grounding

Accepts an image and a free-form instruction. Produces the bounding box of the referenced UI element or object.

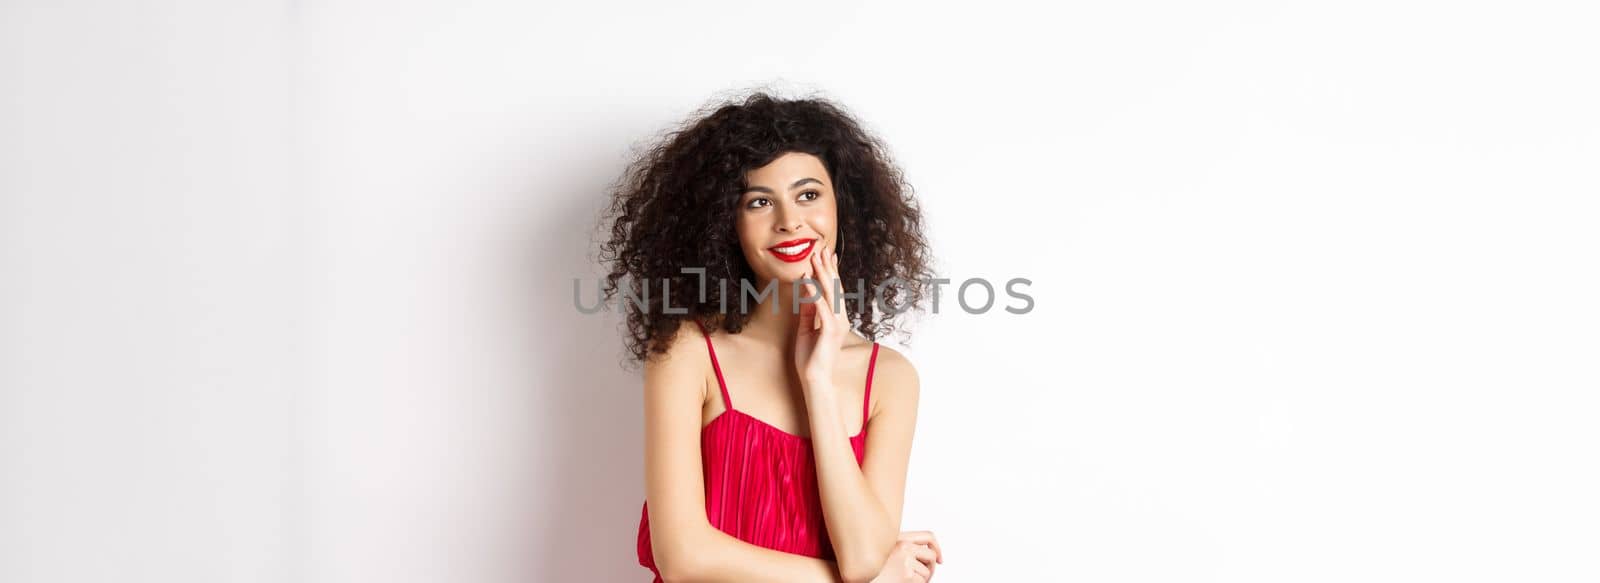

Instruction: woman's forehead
[745,152,831,188]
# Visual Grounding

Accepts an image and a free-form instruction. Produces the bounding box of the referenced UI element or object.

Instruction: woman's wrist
[801,377,836,400]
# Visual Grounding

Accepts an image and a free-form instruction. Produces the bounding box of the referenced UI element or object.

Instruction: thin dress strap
[695,321,734,411]
[863,342,880,428]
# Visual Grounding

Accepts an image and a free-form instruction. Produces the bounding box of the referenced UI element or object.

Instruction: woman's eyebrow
[742,177,823,194]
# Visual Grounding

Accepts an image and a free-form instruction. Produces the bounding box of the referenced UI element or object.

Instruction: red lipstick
[766,238,817,263]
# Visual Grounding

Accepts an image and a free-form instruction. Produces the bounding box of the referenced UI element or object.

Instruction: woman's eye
[799,190,820,201]
[747,198,770,209]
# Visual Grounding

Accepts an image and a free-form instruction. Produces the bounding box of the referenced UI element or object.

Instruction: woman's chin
[755,274,801,286]
[749,264,808,284]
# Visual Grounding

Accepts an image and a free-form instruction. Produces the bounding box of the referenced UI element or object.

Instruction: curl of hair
[598,90,934,363]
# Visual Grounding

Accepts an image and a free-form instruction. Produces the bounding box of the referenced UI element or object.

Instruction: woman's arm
[643,321,845,583]
[807,347,920,583]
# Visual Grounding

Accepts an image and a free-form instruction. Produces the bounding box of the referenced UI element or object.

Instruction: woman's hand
[794,242,850,392]
[869,530,943,583]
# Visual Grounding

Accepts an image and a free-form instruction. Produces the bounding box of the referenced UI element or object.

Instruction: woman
[602,92,942,582]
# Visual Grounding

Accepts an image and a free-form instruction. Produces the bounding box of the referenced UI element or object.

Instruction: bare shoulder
[642,319,711,405]
[871,344,919,391]
[644,319,708,368]
[866,343,920,416]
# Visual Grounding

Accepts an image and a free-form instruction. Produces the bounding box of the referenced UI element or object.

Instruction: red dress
[636,322,880,581]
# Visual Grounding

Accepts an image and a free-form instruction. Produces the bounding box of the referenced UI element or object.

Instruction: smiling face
[735,151,839,284]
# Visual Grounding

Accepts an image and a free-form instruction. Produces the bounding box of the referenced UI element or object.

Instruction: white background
[4,1,1598,581]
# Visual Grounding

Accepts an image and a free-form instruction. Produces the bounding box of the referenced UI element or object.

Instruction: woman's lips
[766,238,817,263]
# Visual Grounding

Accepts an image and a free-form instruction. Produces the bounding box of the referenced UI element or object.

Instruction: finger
[797,271,823,330]
[828,246,851,321]
[794,278,817,334]
[812,241,838,313]
[830,248,840,315]
[911,559,930,578]
[832,241,844,317]
[826,244,842,315]
[910,542,938,577]
[898,531,942,563]
[812,259,837,332]
[812,244,836,315]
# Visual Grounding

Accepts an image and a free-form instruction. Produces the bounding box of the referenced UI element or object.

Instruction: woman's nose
[775,211,803,233]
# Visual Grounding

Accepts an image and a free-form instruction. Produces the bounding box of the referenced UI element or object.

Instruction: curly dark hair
[597,90,934,363]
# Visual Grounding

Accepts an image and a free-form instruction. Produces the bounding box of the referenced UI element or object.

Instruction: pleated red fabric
[636,322,880,581]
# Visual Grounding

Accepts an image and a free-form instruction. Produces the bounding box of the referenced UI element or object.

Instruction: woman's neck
[741,277,805,348]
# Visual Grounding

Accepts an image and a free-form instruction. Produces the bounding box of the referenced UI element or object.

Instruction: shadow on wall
[513,143,646,581]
